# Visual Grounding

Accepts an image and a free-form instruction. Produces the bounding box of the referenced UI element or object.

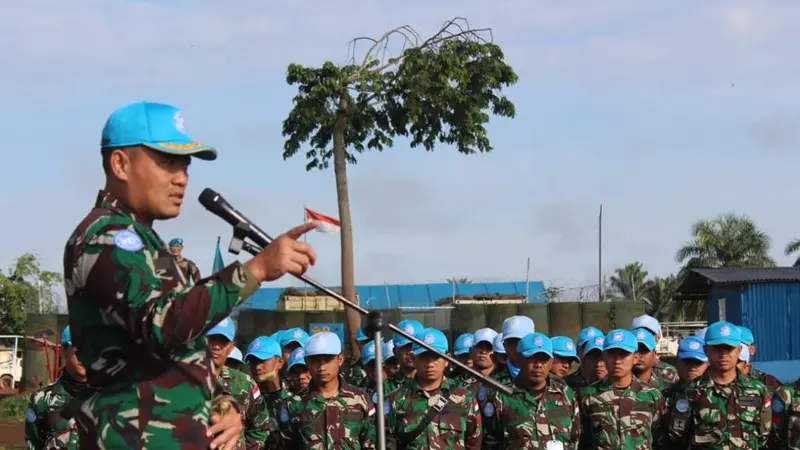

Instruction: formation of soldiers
[25,313,800,449]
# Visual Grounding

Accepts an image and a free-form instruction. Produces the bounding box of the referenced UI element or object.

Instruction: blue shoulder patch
[371,392,378,404]
[773,398,784,413]
[26,408,37,423]
[478,385,487,402]
[483,402,495,417]
[383,399,391,415]
[675,399,689,413]
[279,407,289,423]
[113,230,144,252]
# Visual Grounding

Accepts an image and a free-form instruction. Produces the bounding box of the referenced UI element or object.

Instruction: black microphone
[197,188,274,248]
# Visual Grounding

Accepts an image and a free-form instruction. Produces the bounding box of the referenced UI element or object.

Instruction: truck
[0,335,23,390]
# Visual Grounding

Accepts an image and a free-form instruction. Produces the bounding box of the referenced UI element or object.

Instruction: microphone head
[198,188,222,210]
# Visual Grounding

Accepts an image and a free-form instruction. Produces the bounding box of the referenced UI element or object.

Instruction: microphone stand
[216,195,513,450]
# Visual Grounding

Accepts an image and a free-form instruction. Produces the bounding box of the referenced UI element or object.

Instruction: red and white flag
[305,208,340,233]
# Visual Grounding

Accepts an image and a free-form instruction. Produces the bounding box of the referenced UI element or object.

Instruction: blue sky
[2,1,800,293]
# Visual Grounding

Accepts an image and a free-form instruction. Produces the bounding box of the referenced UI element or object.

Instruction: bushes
[0,393,28,423]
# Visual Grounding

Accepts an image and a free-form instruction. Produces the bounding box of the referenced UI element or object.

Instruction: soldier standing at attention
[662,337,708,403]
[359,340,392,407]
[226,347,246,372]
[491,334,508,371]
[280,328,309,391]
[769,376,800,449]
[168,237,200,284]
[483,332,580,450]
[739,326,782,395]
[64,101,318,449]
[459,328,498,411]
[632,315,679,384]
[498,316,536,386]
[564,336,607,395]
[280,332,375,449]
[389,319,425,391]
[286,347,312,394]
[450,333,475,383]
[664,321,772,449]
[245,336,289,422]
[25,326,85,450]
[580,329,665,450]
[383,341,400,380]
[633,329,674,392]
[550,336,580,380]
[208,318,269,450]
[386,328,482,450]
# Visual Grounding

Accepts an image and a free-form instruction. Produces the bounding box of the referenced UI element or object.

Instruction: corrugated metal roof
[233,280,547,311]
[692,267,800,284]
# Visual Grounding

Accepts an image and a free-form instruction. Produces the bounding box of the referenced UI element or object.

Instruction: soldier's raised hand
[244,222,318,282]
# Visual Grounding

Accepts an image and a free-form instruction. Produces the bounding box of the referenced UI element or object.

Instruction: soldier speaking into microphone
[63,101,318,449]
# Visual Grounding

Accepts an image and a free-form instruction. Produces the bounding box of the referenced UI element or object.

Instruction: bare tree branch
[344,17,493,83]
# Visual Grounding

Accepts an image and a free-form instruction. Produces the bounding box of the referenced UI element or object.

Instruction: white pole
[525,257,530,302]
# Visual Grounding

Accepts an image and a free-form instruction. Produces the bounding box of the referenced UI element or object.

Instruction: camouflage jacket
[25,376,82,450]
[664,370,772,449]
[362,377,394,408]
[388,370,413,392]
[750,366,782,395]
[345,362,368,388]
[279,377,375,449]
[264,387,301,450]
[174,256,201,284]
[652,360,679,384]
[579,377,665,450]
[482,376,581,449]
[638,370,674,393]
[770,378,800,450]
[386,376,482,450]
[217,366,270,450]
[63,190,260,449]
[564,371,590,393]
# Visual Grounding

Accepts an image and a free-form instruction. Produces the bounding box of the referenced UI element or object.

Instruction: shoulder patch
[384,399,391,415]
[773,398,784,413]
[251,384,261,400]
[483,402,495,417]
[279,407,289,423]
[675,398,689,413]
[113,230,144,252]
[371,392,378,404]
[25,408,37,423]
[478,384,487,402]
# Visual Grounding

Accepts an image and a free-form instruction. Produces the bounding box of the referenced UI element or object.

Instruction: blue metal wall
[234,280,547,312]
[705,282,800,363]
[741,283,800,362]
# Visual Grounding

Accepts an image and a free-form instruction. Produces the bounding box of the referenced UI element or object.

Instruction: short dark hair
[101,146,139,175]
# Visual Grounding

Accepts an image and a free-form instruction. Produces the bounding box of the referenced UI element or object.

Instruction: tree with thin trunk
[675,212,775,268]
[281,18,518,359]
[608,262,652,302]
[784,238,800,267]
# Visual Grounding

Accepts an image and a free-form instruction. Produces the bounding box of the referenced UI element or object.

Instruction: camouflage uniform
[217,366,270,450]
[25,376,82,450]
[750,366,782,395]
[564,372,590,392]
[362,377,393,406]
[770,378,800,450]
[652,360,679,384]
[63,191,260,449]
[579,377,665,450]
[346,362,367,388]
[264,388,301,450]
[639,371,674,393]
[482,376,580,449]
[386,377,482,450]
[664,371,772,449]
[388,370,413,392]
[279,377,375,449]
[174,256,201,284]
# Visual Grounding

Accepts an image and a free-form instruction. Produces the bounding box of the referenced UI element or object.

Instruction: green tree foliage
[784,238,800,267]
[281,18,518,356]
[609,262,651,302]
[675,212,775,268]
[447,277,472,284]
[0,253,63,334]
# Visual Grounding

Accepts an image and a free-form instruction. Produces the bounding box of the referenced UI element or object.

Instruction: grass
[0,394,28,423]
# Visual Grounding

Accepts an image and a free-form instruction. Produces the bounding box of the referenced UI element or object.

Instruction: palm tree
[644,275,678,320]
[784,239,800,267]
[675,213,775,268]
[609,262,652,302]
[447,278,472,284]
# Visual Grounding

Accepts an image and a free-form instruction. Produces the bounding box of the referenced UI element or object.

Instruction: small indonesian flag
[305,208,340,233]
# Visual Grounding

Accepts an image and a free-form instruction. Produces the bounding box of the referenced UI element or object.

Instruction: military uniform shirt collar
[596,376,644,393]
[307,375,356,402]
[95,190,143,225]
[412,376,452,396]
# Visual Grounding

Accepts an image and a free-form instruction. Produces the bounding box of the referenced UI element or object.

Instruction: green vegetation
[0,393,28,423]
[0,253,63,335]
[281,17,518,356]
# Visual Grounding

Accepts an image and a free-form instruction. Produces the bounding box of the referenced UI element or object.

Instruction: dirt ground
[0,421,24,449]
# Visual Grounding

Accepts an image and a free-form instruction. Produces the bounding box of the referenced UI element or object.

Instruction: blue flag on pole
[213,236,225,273]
